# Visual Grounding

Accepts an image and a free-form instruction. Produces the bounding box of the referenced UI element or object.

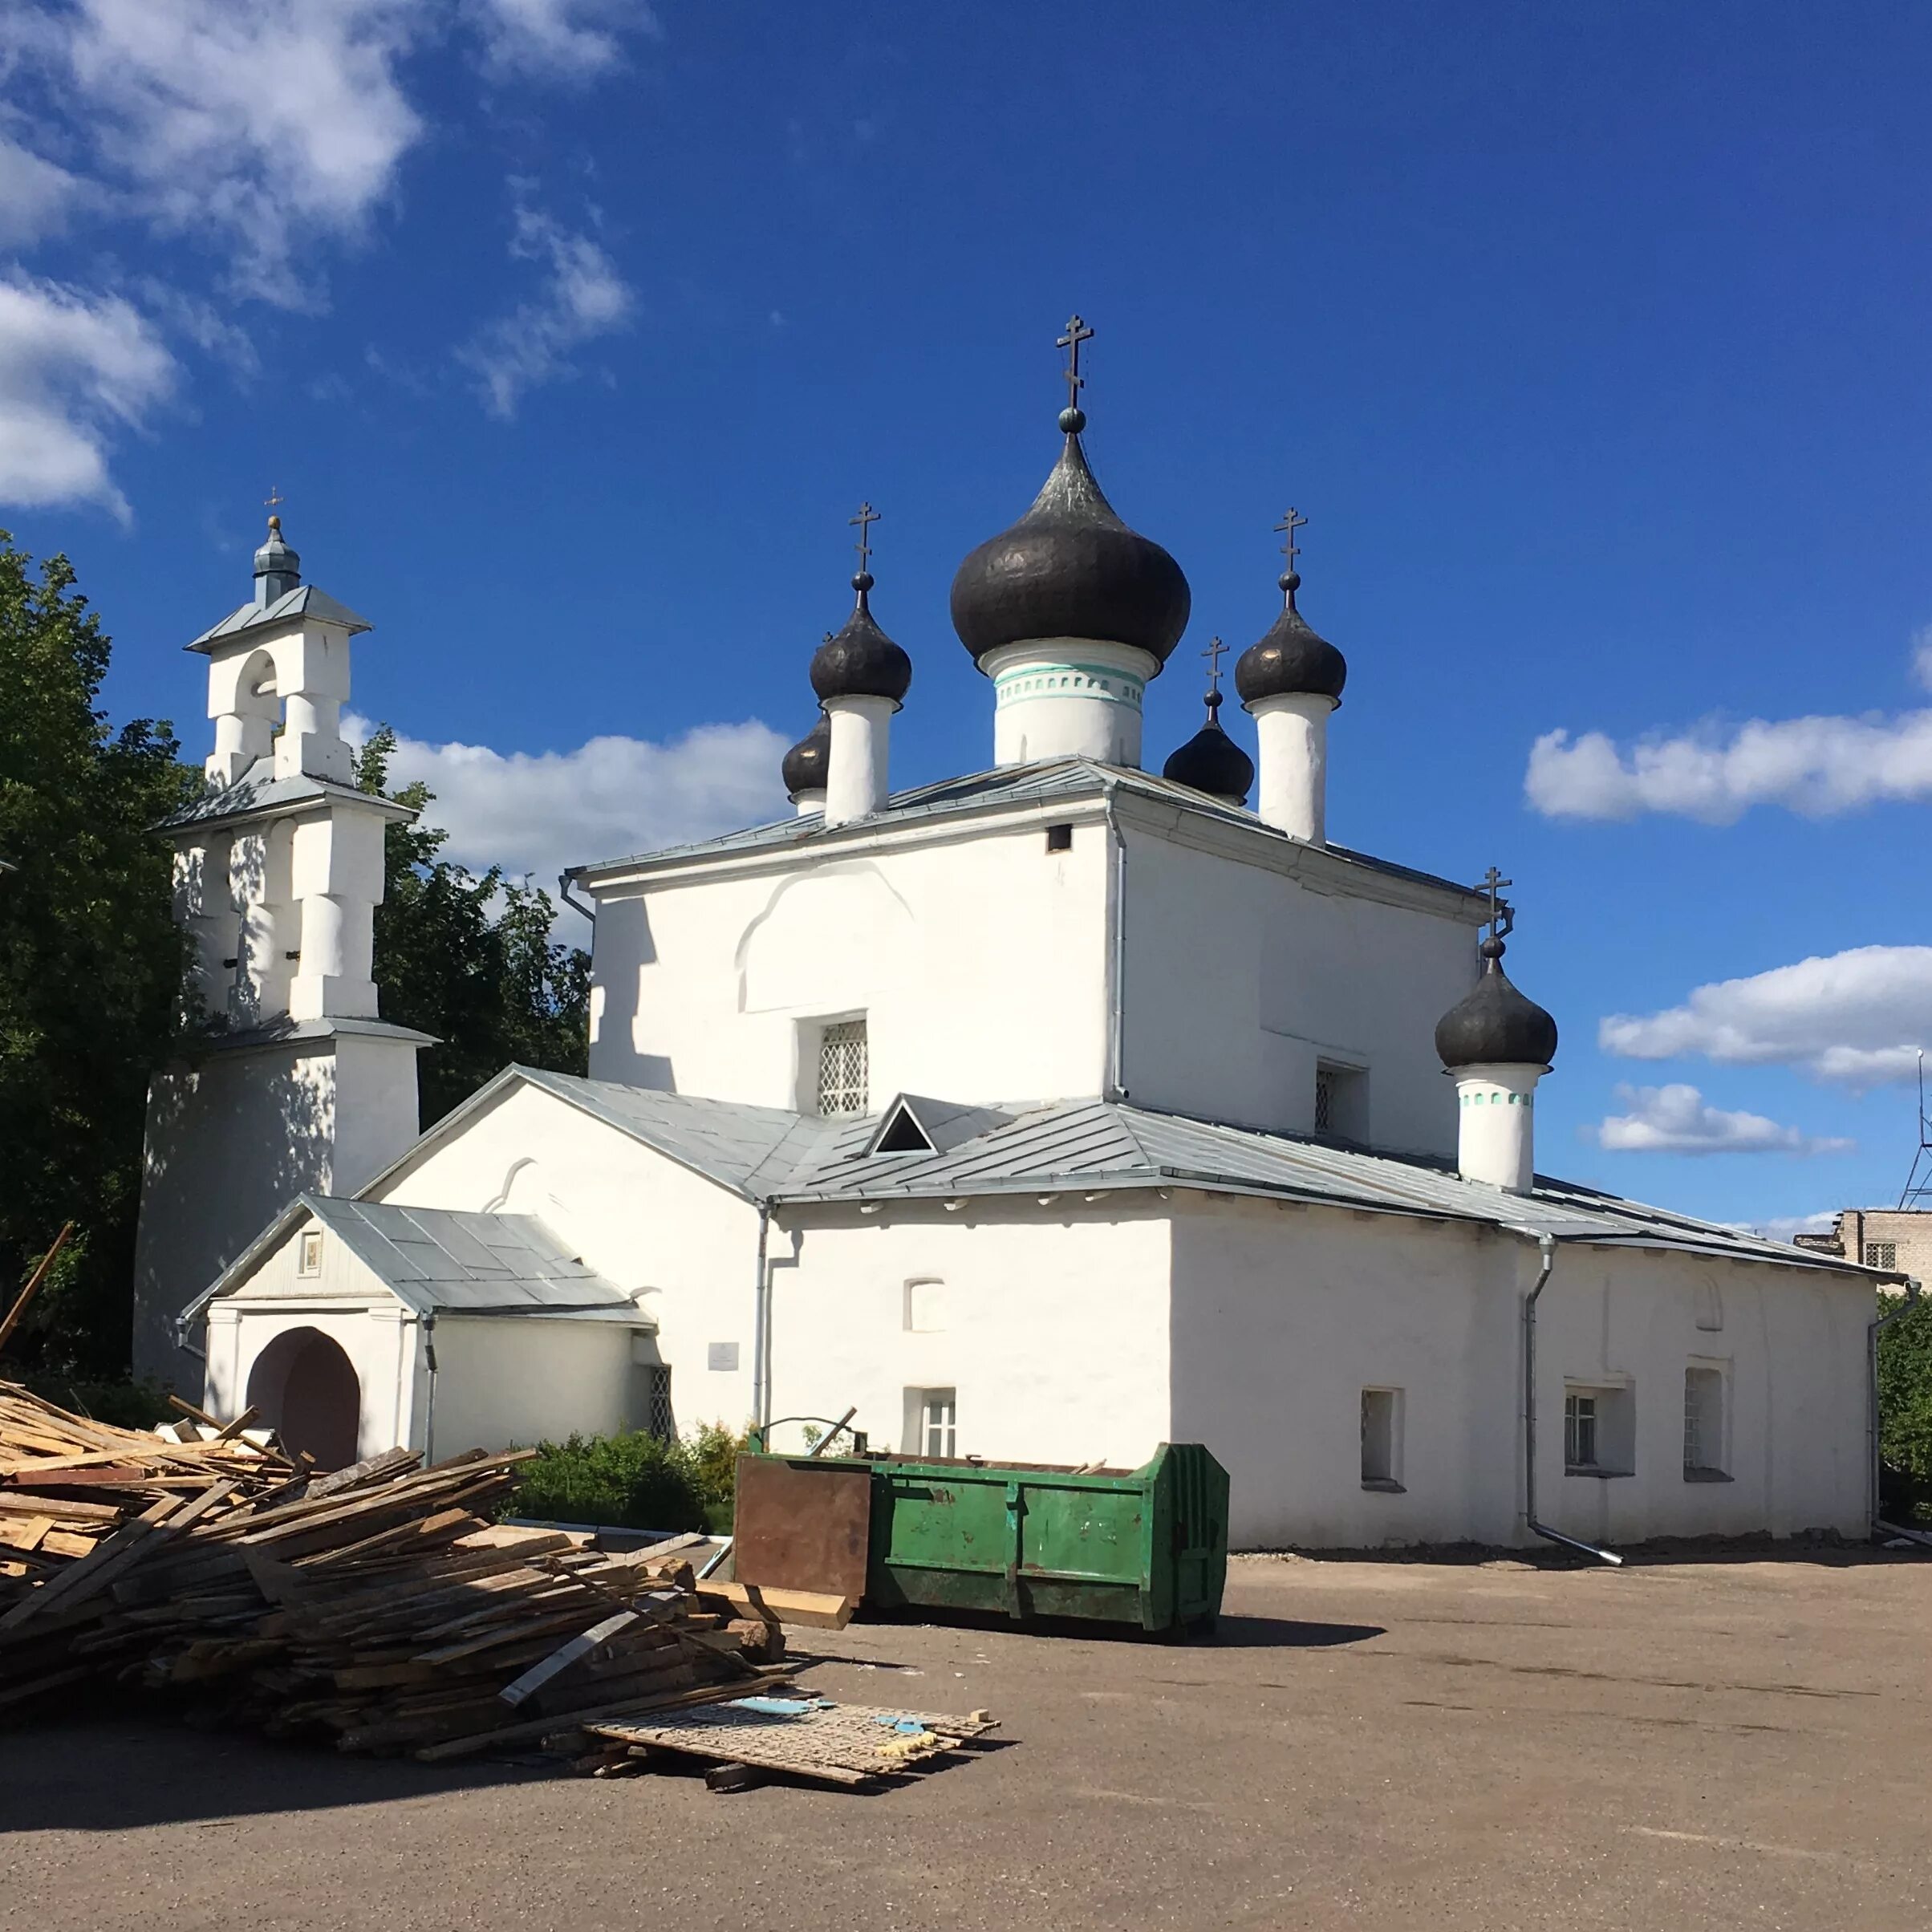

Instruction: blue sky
[5,0,1931,1232]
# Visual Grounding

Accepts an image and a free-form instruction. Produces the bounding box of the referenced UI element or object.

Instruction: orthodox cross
[1480,865,1515,943]
[264,483,285,515]
[849,501,879,575]
[1201,635,1228,696]
[1057,313,1094,412]
[1274,506,1307,575]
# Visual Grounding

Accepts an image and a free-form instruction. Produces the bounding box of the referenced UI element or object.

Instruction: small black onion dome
[1163,692,1254,802]
[810,576,912,705]
[1234,574,1347,708]
[253,514,301,599]
[1435,939,1560,1070]
[781,713,830,798]
[950,434,1191,664]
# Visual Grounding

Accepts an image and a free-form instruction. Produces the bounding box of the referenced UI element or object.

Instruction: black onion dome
[810,578,912,705]
[1234,579,1347,708]
[1163,692,1254,802]
[1435,940,1559,1070]
[781,713,830,798]
[950,435,1191,664]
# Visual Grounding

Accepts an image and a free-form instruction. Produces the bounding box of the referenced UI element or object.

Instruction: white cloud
[457,201,633,416]
[0,274,176,519]
[1587,1082,1853,1156]
[469,0,657,79]
[1526,711,1932,823]
[347,715,790,899]
[0,136,86,246]
[1600,945,1932,1090]
[7,0,428,306]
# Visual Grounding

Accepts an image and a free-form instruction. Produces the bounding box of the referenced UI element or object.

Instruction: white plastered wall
[586,818,1113,1110]
[423,1317,643,1456]
[362,1082,765,1435]
[1120,826,1475,1155]
[762,1199,1173,1466]
[1170,1195,1872,1548]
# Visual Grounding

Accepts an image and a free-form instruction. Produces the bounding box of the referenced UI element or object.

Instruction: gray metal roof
[187,583,372,652]
[567,757,1487,911]
[471,1069,1864,1276]
[153,757,416,835]
[183,1191,644,1327]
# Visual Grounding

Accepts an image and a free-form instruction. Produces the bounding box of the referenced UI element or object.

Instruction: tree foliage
[1877,1293,1932,1517]
[353,727,588,1124]
[0,534,197,1377]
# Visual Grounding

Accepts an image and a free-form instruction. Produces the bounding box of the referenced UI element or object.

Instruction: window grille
[919,1388,956,1459]
[1314,1068,1334,1134]
[817,1018,869,1117]
[646,1366,676,1443]
[1564,1391,1597,1469]
[1865,1241,1898,1270]
[1683,1367,1724,1475]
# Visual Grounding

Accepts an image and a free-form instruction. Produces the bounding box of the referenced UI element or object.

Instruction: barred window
[646,1365,676,1443]
[818,1017,869,1117]
[1865,1241,1898,1270]
[1683,1367,1725,1477]
[1314,1067,1335,1134]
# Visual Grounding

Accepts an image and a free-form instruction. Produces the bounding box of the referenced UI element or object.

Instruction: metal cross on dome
[1201,635,1228,695]
[264,484,285,514]
[1274,506,1308,574]
[1480,865,1516,943]
[850,501,879,574]
[1057,313,1094,412]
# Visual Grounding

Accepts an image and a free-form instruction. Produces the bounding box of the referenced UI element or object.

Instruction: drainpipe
[1522,1231,1623,1566]
[1102,789,1128,1102]
[420,1313,440,1460]
[1871,1277,1928,1544]
[749,1201,773,1433]
[558,871,597,926]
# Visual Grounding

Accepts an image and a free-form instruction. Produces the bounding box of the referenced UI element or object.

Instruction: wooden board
[732,1455,871,1601]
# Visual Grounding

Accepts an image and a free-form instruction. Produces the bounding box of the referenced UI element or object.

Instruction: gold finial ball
[267,514,282,534]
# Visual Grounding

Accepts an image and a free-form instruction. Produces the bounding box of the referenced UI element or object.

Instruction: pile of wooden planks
[0,1383,772,1753]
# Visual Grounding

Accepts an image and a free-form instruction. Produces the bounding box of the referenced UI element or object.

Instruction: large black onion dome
[1435,940,1559,1070]
[950,435,1191,664]
[810,579,912,705]
[781,713,830,798]
[1163,692,1254,802]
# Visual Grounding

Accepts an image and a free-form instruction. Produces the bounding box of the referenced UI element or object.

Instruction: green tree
[353,727,588,1124]
[1877,1293,1932,1519]
[0,534,198,1377]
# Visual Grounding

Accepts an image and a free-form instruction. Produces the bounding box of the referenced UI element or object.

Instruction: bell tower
[130,513,433,1385]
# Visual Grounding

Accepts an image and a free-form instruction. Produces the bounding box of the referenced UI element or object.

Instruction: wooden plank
[498,1610,639,1707]
[732,1455,871,1601]
[694,1580,857,1630]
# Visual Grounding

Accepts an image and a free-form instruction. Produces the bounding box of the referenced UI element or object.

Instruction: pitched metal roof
[186,584,373,652]
[567,757,1485,911]
[152,757,416,834]
[181,1191,644,1327]
[467,1069,1865,1276]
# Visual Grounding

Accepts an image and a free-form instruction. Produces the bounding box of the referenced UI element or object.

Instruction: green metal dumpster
[737,1442,1228,1634]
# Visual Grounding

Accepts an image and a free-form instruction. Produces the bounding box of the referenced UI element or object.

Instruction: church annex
[140,321,1881,1551]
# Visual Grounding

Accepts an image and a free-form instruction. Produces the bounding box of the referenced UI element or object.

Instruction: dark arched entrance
[246,1326,362,1471]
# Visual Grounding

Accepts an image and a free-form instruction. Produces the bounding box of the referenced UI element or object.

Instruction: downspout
[420,1313,440,1460]
[1521,1231,1622,1565]
[749,1200,773,1434]
[1103,788,1128,1102]
[558,871,597,926]
[1871,1277,1929,1544]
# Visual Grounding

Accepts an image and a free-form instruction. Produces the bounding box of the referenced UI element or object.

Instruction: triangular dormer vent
[870,1098,936,1155]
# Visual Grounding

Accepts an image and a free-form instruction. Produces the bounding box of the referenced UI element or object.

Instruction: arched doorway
[246,1326,362,1471]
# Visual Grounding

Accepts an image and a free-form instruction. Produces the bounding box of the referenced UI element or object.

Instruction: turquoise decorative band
[993,662,1146,710]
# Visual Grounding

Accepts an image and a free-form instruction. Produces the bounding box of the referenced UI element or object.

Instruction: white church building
[138,325,1882,1552]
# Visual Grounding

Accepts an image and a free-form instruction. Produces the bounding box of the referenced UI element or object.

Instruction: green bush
[18,1373,172,1431]
[1878,1294,1932,1523]
[505,1422,748,1533]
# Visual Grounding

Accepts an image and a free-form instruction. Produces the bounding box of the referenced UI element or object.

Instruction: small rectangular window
[646,1365,676,1442]
[1683,1366,1727,1479]
[1865,1241,1898,1269]
[1044,822,1074,853]
[1314,1061,1368,1142]
[1314,1068,1335,1134]
[297,1228,323,1277]
[817,1017,869,1117]
[1361,1387,1403,1490]
[1565,1382,1634,1475]
[907,1386,956,1459]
